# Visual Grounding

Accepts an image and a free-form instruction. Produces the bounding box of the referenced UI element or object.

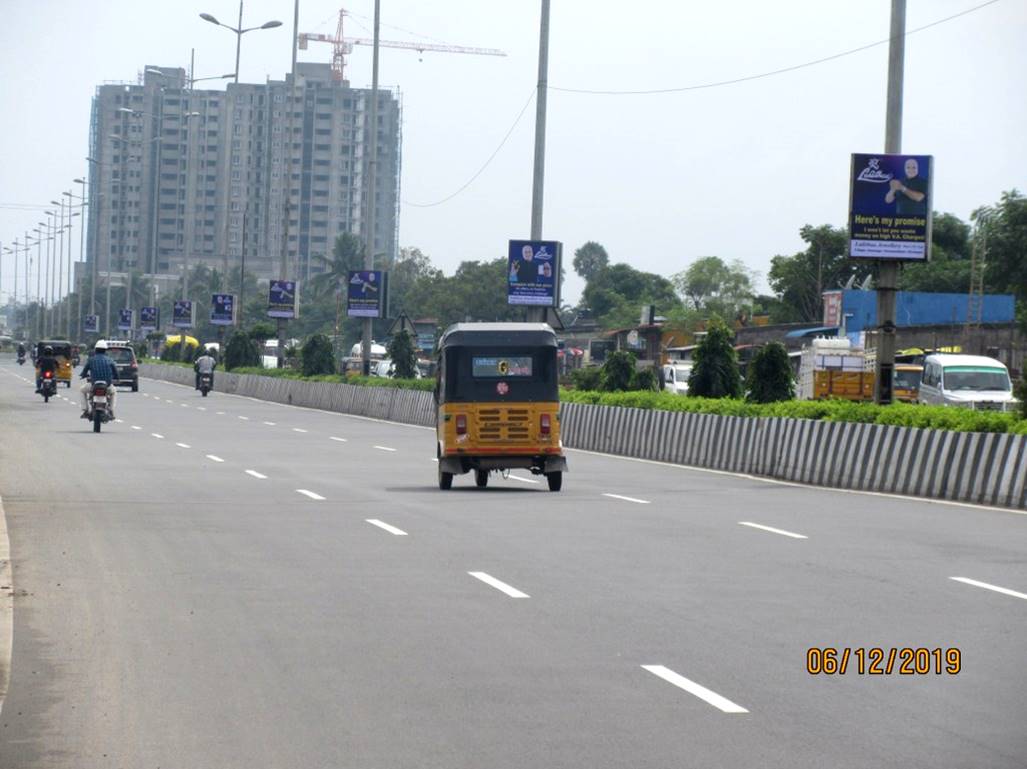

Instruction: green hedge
[228,366,434,391]
[559,388,1027,434]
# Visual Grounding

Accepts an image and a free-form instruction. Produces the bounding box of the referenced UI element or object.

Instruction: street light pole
[361,0,381,377]
[527,0,551,324]
[62,190,75,338]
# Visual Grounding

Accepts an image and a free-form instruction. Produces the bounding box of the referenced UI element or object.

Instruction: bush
[248,322,276,343]
[1015,369,1027,420]
[631,367,659,392]
[688,317,743,398]
[386,330,418,379]
[159,342,180,362]
[746,342,794,403]
[224,331,260,371]
[301,333,336,377]
[569,366,602,391]
[601,350,636,392]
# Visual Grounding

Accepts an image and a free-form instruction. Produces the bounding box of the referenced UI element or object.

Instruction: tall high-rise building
[86,62,401,289]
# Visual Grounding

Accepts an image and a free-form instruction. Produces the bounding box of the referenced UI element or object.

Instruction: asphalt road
[0,356,1025,768]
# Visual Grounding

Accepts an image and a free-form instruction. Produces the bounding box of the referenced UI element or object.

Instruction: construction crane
[299,8,506,83]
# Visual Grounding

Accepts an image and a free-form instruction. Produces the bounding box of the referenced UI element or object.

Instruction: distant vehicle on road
[917,354,1016,411]
[661,362,693,394]
[95,340,139,391]
[892,364,924,403]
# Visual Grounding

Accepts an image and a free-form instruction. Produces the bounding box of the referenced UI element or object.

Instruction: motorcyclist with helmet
[36,345,59,393]
[80,341,119,419]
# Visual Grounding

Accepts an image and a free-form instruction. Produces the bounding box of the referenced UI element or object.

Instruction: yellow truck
[798,338,874,401]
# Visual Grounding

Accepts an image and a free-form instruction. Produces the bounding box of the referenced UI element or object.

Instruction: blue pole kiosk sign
[507,240,561,306]
[267,280,300,319]
[849,154,933,261]
[139,306,159,331]
[347,271,389,318]
[172,300,194,329]
[117,309,134,332]
[210,293,237,326]
[83,315,100,334]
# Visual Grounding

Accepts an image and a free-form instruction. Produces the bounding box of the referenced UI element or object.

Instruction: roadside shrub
[688,317,742,398]
[159,342,180,362]
[248,321,276,343]
[631,367,659,392]
[301,333,336,377]
[224,330,260,371]
[386,330,418,379]
[569,366,602,391]
[746,342,794,403]
[1015,369,1027,420]
[601,350,636,392]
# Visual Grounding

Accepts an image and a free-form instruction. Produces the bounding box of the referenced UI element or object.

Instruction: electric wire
[551,0,1001,95]
[402,87,536,209]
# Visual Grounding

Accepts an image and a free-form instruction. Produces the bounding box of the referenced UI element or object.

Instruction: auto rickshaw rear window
[472,356,533,378]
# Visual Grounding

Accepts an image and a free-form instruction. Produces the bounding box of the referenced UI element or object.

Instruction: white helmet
[94,341,108,352]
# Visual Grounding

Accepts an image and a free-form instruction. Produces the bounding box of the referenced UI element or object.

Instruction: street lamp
[200,2,282,83]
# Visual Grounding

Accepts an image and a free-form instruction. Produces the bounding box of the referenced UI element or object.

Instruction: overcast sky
[1,0,1025,308]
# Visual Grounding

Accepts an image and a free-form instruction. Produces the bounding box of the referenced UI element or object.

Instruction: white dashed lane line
[206,454,225,463]
[196,406,206,411]
[950,577,1027,601]
[329,436,347,442]
[131,426,141,430]
[738,522,808,540]
[508,474,541,485]
[366,519,408,536]
[296,489,326,501]
[292,428,308,433]
[216,411,225,415]
[263,421,276,426]
[238,415,249,421]
[151,433,164,439]
[175,442,191,449]
[374,445,397,452]
[641,665,749,714]
[245,470,268,479]
[603,493,650,504]
[468,572,529,598]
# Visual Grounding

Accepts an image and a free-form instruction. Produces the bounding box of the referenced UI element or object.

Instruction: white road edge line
[175,442,191,449]
[196,406,206,411]
[329,436,347,442]
[508,474,541,484]
[206,454,225,463]
[603,493,650,504]
[374,445,397,452]
[738,521,808,540]
[366,519,408,536]
[296,489,325,500]
[468,571,529,598]
[245,470,268,479]
[151,433,164,439]
[642,665,748,714]
[950,577,1027,601]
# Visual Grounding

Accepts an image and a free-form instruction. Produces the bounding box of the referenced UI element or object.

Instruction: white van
[918,354,1016,411]
[662,362,693,395]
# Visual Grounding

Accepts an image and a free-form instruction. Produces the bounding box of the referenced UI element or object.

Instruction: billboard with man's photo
[848,153,933,261]
[507,240,561,307]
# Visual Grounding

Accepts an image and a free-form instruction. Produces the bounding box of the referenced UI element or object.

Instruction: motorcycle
[39,370,57,403]
[17,354,25,365]
[87,381,113,433]
[199,372,213,397]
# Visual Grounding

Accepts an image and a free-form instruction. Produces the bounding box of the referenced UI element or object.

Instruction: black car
[106,344,139,391]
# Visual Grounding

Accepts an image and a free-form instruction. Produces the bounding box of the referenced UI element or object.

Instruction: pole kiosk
[526,0,551,325]
[874,0,906,405]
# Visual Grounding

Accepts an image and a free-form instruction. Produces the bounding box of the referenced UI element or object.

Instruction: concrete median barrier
[139,363,1027,510]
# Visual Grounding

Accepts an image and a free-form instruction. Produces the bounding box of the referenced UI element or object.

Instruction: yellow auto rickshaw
[37,340,74,388]
[435,323,567,491]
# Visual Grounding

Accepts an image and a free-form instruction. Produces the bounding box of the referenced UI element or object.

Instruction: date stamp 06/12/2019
[807,647,961,676]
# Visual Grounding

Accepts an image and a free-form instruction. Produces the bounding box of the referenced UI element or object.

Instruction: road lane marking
[151,433,164,439]
[508,474,541,484]
[263,421,276,426]
[292,428,308,433]
[245,470,268,479]
[131,425,141,430]
[951,577,1027,601]
[468,572,529,598]
[238,415,249,421]
[738,522,808,540]
[175,442,191,449]
[196,406,206,411]
[180,403,189,408]
[642,665,748,713]
[206,454,225,463]
[165,399,174,404]
[216,411,225,415]
[329,436,347,442]
[430,457,438,462]
[115,419,124,423]
[603,493,650,504]
[374,445,397,452]
[296,489,325,500]
[366,519,408,536]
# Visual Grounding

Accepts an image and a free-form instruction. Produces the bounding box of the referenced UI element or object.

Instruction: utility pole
[360,0,381,376]
[873,0,905,405]
[277,0,299,369]
[527,0,551,324]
